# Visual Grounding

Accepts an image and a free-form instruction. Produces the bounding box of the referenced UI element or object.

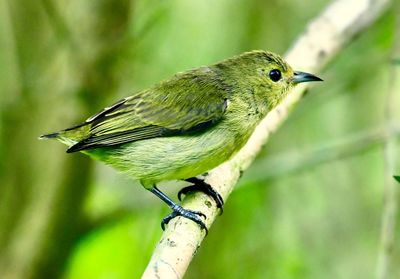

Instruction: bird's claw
[178,179,224,214]
[161,205,208,235]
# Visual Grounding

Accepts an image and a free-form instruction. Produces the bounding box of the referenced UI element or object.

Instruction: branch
[240,126,400,184]
[142,0,392,278]
[376,4,400,278]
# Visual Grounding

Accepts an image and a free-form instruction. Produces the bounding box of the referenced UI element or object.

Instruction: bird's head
[220,50,322,109]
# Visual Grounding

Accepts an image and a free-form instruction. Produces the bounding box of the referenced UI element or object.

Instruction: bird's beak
[292,71,323,84]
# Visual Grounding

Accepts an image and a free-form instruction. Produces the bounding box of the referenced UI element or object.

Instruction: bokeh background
[0,0,399,278]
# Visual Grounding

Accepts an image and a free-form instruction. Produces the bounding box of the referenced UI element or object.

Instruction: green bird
[41,50,322,232]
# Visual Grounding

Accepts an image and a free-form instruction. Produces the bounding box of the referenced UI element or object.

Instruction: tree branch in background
[240,126,400,185]
[142,0,393,278]
[376,4,400,279]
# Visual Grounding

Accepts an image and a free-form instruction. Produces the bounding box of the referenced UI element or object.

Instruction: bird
[40,50,322,233]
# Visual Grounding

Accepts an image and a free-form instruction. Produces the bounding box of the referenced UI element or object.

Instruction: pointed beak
[292,71,323,84]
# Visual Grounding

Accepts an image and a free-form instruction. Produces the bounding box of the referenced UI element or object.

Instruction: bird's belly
[87,127,249,186]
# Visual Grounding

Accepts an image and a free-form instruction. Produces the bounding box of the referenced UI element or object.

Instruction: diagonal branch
[142,0,392,278]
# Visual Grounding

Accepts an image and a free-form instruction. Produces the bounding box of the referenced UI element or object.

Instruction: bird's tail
[39,123,90,148]
[39,132,60,139]
[39,130,78,147]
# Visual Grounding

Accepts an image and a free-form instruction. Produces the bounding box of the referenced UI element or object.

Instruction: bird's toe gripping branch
[178,177,224,214]
[149,185,208,234]
[161,205,208,234]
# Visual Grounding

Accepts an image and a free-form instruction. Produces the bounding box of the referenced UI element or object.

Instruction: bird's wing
[67,69,229,152]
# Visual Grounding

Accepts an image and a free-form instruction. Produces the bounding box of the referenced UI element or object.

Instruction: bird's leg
[178,177,224,214]
[149,186,208,233]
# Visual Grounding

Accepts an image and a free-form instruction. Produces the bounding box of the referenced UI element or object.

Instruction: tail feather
[39,123,90,150]
[39,132,60,139]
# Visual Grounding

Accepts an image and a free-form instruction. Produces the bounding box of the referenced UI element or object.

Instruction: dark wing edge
[85,97,128,123]
[66,125,170,153]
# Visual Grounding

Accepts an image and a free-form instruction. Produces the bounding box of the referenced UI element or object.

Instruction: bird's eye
[269,69,282,82]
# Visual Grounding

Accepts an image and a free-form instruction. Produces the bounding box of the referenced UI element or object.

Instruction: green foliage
[65,214,160,279]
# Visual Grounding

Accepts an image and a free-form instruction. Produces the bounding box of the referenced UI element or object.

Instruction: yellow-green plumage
[42,51,321,193]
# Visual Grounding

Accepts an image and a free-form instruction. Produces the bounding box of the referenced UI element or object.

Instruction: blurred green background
[0,0,399,278]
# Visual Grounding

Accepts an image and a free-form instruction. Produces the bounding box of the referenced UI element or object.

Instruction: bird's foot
[178,177,224,214]
[161,205,208,234]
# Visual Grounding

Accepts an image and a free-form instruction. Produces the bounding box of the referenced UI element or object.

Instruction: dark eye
[269,69,282,82]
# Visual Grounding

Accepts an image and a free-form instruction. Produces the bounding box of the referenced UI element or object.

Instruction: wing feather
[67,67,230,152]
